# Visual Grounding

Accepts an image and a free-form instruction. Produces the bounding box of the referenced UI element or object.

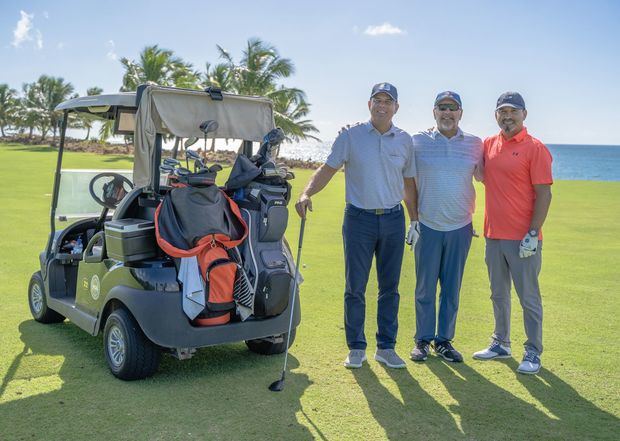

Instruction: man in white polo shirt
[406,91,483,363]
[295,83,417,369]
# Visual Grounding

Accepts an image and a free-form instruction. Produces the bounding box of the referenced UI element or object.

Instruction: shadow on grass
[352,365,460,440]
[0,320,314,440]
[3,144,57,153]
[427,359,619,440]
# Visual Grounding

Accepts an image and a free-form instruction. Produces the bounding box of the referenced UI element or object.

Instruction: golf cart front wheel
[28,271,65,324]
[245,328,296,355]
[103,308,161,380]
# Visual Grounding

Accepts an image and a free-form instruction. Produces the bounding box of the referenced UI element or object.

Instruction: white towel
[179,256,205,320]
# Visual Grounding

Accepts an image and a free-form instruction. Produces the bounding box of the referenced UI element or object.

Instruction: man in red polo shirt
[473,92,553,375]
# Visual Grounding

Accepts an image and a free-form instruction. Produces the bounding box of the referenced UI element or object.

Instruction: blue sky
[2,0,619,145]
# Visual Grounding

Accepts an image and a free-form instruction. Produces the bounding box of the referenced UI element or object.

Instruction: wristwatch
[529,229,539,237]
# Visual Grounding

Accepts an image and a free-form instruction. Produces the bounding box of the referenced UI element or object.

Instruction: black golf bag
[226,149,296,319]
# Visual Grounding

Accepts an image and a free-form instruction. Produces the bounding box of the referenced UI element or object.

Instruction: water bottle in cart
[72,237,83,254]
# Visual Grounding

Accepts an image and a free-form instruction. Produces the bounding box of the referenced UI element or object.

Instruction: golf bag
[227,154,295,319]
[154,185,247,325]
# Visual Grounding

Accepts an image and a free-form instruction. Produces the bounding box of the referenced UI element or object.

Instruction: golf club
[164,157,181,168]
[268,213,306,392]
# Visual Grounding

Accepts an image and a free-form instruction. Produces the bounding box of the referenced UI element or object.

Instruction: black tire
[28,271,65,324]
[245,328,296,355]
[103,308,161,380]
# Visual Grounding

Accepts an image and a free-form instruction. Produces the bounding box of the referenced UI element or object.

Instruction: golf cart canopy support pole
[242,140,253,157]
[152,134,162,194]
[46,110,69,257]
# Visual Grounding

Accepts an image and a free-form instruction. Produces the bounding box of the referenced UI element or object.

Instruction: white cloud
[12,10,34,47]
[363,22,406,36]
[57,42,64,50]
[35,29,43,50]
[43,11,49,19]
[106,40,117,60]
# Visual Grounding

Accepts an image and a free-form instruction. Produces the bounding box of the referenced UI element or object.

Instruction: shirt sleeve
[529,142,554,185]
[403,136,417,178]
[325,130,349,169]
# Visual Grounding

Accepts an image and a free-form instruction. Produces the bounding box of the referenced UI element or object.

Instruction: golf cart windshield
[56,169,132,222]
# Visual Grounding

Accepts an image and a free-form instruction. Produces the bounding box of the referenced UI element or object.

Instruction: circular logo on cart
[90,275,100,300]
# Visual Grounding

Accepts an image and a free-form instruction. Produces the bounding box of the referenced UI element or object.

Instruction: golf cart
[28,85,301,380]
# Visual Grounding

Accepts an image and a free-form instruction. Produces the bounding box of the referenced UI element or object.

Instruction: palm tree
[209,38,320,143]
[18,82,45,140]
[20,75,75,144]
[120,45,199,91]
[0,84,18,137]
[115,45,199,149]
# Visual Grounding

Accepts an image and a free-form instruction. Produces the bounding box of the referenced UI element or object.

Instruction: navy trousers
[414,222,473,344]
[342,204,405,350]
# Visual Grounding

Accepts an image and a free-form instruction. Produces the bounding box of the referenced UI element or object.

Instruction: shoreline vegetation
[0,135,323,169]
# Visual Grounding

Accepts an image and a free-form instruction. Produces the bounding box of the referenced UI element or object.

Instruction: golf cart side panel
[100,285,301,348]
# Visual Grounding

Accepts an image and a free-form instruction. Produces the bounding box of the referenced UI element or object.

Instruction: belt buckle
[375,208,384,215]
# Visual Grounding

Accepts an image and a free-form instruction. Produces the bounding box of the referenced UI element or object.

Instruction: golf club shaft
[279,215,306,379]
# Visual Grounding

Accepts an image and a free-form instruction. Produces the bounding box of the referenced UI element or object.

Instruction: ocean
[278,142,620,181]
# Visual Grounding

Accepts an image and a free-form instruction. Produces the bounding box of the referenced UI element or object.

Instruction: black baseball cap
[370,82,398,102]
[496,92,526,110]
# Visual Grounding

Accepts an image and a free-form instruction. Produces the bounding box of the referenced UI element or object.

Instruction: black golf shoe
[433,341,463,362]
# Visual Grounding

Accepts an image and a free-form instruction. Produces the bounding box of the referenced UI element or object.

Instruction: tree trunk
[28,126,33,139]
[52,124,58,146]
[0,126,5,137]
[85,126,91,141]
[209,138,216,152]
[171,136,181,159]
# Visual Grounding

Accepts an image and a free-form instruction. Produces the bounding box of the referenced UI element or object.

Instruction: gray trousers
[485,239,543,354]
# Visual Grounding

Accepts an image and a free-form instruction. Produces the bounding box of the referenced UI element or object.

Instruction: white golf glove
[519,231,539,258]
[406,221,420,250]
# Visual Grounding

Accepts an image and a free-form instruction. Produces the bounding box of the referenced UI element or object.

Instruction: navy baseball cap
[370,82,398,102]
[496,92,526,110]
[434,91,462,107]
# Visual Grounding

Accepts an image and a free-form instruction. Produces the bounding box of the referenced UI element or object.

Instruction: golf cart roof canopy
[55,85,276,188]
[55,93,137,118]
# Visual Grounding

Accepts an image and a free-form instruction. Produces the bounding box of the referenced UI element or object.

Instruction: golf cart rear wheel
[245,328,296,355]
[28,271,65,323]
[103,308,161,380]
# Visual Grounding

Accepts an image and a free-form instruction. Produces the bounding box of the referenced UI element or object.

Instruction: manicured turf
[0,143,618,440]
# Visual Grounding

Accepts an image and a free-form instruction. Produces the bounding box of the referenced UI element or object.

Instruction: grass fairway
[0,142,618,440]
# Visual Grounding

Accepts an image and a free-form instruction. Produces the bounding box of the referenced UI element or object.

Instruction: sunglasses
[435,103,460,112]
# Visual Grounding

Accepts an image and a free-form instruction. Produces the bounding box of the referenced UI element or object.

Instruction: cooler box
[105,218,157,263]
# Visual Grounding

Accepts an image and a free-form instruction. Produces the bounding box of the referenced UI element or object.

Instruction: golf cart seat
[112,186,169,222]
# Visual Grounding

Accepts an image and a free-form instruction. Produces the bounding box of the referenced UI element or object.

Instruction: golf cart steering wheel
[89,172,133,210]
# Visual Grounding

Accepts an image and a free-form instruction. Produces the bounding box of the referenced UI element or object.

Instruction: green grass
[0,142,619,440]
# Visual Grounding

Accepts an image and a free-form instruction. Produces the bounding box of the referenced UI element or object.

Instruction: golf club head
[199,120,219,135]
[159,164,174,174]
[268,373,285,392]
[164,158,181,168]
[264,128,285,147]
[184,137,199,148]
[186,149,201,161]
[194,160,204,172]
[174,167,191,177]
[208,164,223,173]
[285,171,295,180]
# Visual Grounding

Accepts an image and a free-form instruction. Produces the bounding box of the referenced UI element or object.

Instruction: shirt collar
[500,127,528,143]
[367,120,396,136]
[432,127,464,140]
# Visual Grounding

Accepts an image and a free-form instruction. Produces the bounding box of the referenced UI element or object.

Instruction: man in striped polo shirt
[406,91,483,363]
